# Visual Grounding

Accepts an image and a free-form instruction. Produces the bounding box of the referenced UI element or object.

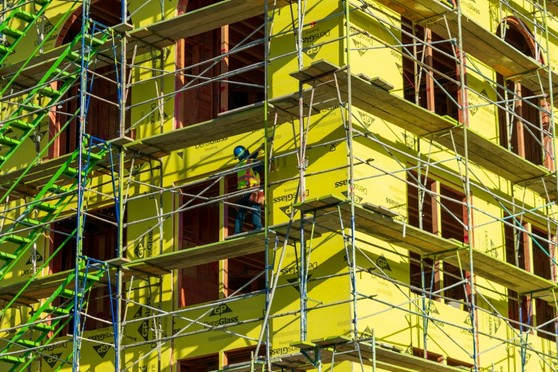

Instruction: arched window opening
[50,0,130,158]
[402,21,461,122]
[496,17,552,169]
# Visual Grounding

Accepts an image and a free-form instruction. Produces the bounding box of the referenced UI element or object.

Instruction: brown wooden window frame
[407,171,470,306]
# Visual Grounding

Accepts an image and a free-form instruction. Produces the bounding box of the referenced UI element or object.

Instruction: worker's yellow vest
[238,165,259,189]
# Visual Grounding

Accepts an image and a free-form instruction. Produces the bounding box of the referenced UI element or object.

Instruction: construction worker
[233,144,264,234]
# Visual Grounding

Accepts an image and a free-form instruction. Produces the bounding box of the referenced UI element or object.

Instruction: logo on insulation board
[353,39,368,57]
[489,314,502,335]
[134,230,154,259]
[205,304,238,326]
[341,191,363,204]
[358,111,375,130]
[137,321,150,342]
[133,303,153,342]
[26,252,44,265]
[94,344,110,359]
[360,326,373,339]
[280,205,292,216]
[43,353,62,368]
[518,352,531,364]
[426,300,440,315]
[376,255,391,271]
[34,19,56,46]
[209,304,232,317]
[287,275,314,293]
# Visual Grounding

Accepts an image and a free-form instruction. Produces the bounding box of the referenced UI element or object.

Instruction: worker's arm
[249,143,265,160]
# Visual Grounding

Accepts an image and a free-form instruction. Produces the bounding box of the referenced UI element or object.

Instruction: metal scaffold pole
[72,0,92,369]
[115,0,128,370]
[342,0,359,346]
[263,0,272,368]
[454,0,478,367]
[295,0,309,343]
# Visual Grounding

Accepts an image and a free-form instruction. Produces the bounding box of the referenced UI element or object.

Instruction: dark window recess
[407,171,436,234]
[496,18,548,167]
[50,206,119,272]
[407,172,437,297]
[439,186,468,303]
[180,181,220,248]
[51,0,130,158]
[179,353,219,372]
[531,227,556,340]
[443,263,467,305]
[505,219,528,330]
[508,290,530,331]
[409,252,437,297]
[439,185,466,243]
[183,0,224,12]
[179,180,221,307]
[224,346,264,366]
[50,206,121,332]
[504,217,526,270]
[536,300,556,341]
[532,227,551,280]
[225,252,266,296]
[407,171,468,303]
[402,22,459,121]
[176,13,265,127]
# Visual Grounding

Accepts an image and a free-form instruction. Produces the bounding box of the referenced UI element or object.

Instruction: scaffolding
[1,0,558,371]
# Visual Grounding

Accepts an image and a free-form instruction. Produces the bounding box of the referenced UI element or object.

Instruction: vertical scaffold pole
[263,0,272,367]
[455,0,478,369]
[72,1,92,370]
[295,0,309,342]
[342,0,359,345]
[116,0,128,370]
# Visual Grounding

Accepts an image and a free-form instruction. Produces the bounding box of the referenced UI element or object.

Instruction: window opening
[225,172,265,236]
[496,17,550,168]
[407,171,469,304]
[531,227,556,340]
[408,171,438,297]
[225,252,266,296]
[224,346,264,367]
[505,218,529,330]
[179,180,221,307]
[409,252,438,297]
[50,0,130,158]
[50,206,120,331]
[176,1,265,127]
[179,353,219,372]
[439,185,467,243]
[402,23,460,122]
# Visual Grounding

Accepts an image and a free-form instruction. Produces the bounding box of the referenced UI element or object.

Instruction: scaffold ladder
[0,257,107,371]
[0,136,109,282]
[0,0,53,66]
[0,25,112,173]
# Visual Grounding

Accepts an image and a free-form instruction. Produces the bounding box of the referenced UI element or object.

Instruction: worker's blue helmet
[233,145,248,160]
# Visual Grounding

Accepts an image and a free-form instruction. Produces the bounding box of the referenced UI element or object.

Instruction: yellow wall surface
[3,0,558,370]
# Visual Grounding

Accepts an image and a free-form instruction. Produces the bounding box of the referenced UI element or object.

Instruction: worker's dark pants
[234,194,262,234]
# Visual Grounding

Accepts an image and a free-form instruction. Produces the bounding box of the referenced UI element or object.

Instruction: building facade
[0,0,557,371]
